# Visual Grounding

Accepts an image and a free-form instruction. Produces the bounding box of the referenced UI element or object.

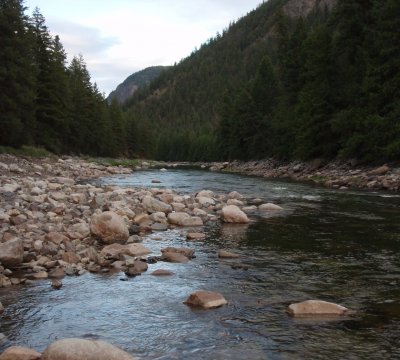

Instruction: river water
[1,169,400,359]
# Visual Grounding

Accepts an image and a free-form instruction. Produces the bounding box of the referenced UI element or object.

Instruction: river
[1,169,400,359]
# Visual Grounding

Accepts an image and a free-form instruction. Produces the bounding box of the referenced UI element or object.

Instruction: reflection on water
[1,169,400,359]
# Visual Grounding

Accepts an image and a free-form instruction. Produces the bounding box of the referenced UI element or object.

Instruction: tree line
[0,0,127,157]
[126,0,399,163]
[217,0,400,162]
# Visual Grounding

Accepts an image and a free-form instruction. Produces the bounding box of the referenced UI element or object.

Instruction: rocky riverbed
[0,154,377,358]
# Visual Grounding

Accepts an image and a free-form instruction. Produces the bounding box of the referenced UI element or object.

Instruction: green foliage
[0,1,129,158]
[124,0,400,163]
[0,145,52,157]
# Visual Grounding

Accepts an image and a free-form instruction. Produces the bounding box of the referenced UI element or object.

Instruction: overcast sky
[24,0,263,95]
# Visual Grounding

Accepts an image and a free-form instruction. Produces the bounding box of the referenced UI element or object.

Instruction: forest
[125,0,399,162]
[1,0,399,162]
[0,0,127,157]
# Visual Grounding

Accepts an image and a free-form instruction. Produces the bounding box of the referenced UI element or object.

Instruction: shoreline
[144,159,400,192]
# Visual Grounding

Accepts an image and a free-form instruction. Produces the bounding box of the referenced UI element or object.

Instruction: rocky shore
[0,154,355,358]
[207,159,400,192]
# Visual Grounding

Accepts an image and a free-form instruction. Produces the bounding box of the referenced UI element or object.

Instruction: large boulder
[90,212,129,243]
[220,205,249,223]
[41,338,136,360]
[288,300,350,317]
[184,290,227,309]
[0,239,24,267]
[168,212,203,227]
[142,196,171,214]
[0,346,41,360]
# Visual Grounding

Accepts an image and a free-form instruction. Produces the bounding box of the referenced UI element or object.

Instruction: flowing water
[1,169,400,359]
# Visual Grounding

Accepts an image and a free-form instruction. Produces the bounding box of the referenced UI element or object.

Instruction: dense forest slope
[107,66,169,104]
[124,0,399,162]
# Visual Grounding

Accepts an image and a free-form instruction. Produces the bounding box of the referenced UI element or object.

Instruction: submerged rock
[41,338,136,360]
[186,232,206,241]
[258,203,283,211]
[51,280,63,290]
[184,290,228,309]
[90,211,129,243]
[151,269,174,276]
[218,250,240,259]
[220,205,249,223]
[288,300,350,317]
[0,346,41,360]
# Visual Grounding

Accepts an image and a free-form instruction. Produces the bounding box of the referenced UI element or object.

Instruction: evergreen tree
[0,0,36,146]
[31,8,70,152]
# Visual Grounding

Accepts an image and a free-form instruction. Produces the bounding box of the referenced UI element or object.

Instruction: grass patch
[0,145,52,157]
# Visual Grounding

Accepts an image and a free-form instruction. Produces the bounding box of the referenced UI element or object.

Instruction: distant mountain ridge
[107,66,169,104]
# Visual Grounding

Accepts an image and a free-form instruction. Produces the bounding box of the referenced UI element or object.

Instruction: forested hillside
[108,66,169,104]
[0,0,127,157]
[125,0,399,162]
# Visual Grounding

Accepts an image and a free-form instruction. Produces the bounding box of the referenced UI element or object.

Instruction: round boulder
[41,338,137,360]
[0,346,41,360]
[220,205,249,223]
[90,211,129,243]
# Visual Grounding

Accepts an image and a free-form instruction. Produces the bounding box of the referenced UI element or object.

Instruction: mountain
[124,0,399,163]
[108,66,169,104]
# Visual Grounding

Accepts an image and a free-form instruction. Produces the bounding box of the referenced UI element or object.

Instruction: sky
[24,0,263,95]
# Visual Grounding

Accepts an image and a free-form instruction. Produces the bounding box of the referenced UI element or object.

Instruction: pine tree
[31,8,70,152]
[0,0,36,147]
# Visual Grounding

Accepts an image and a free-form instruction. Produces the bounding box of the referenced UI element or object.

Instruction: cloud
[47,20,118,60]
[26,0,263,95]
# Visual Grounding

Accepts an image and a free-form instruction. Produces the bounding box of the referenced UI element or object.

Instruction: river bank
[1,154,400,359]
[149,159,400,192]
